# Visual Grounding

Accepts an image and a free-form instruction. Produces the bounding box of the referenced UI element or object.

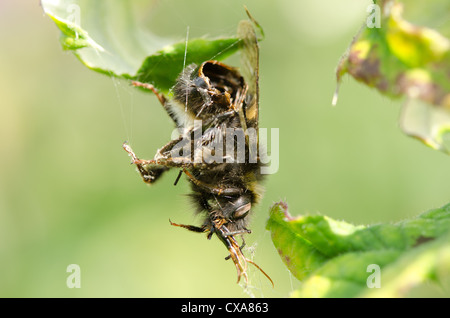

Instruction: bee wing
[238,16,260,130]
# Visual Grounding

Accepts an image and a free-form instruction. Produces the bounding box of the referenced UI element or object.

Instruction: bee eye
[233,203,251,219]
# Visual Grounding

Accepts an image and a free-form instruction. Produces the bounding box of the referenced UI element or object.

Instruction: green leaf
[360,232,450,297]
[334,0,450,154]
[42,0,241,93]
[135,38,240,93]
[266,201,450,297]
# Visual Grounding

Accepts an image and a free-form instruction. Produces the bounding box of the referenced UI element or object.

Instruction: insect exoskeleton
[123,11,272,287]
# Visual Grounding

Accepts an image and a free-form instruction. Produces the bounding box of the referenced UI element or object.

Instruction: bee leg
[137,165,169,184]
[123,142,188,167]
[240,236,246,250]
[222,229,251,236]
[123,142,170,184]
[131,81,179,125]
[131,81,167,106]
[182,169,243,196]
[169,219,207,233]
[157,136,185,155]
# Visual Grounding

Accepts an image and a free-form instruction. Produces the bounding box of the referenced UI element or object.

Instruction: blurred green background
[1,0,449,297]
